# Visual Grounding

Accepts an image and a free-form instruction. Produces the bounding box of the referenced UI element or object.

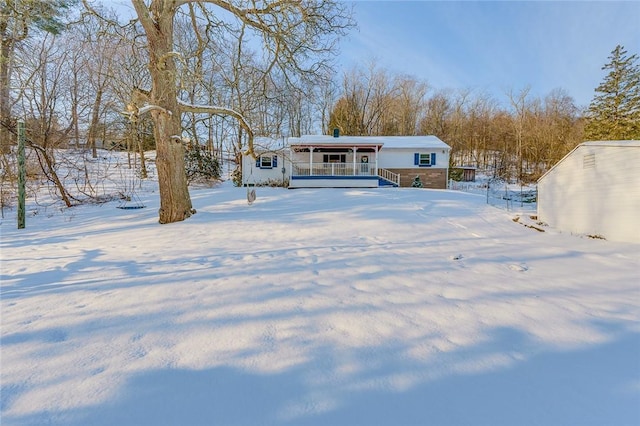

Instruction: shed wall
[537,145,640,243]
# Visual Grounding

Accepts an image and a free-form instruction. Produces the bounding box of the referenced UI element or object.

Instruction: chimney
[333,128,339,138]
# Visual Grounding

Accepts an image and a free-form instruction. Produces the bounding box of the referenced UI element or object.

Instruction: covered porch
[288,141,384,188]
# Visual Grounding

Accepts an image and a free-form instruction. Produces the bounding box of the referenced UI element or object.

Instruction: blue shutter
[414,153,419,165]
[256,157,261,168]
[431,153,436,165]
[273,156,278,168]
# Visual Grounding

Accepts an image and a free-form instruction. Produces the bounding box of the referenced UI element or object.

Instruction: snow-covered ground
[1,162,639,425]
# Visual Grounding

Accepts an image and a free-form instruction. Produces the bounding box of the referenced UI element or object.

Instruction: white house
[537,140,640,244]
[242,134,451,189]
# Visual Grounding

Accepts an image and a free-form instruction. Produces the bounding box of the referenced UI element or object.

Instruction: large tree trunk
[134,0,193,224]
[152,107,192,223]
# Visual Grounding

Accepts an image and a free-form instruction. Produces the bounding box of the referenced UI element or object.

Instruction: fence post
[17,120,26,229]
[486,180,490,204]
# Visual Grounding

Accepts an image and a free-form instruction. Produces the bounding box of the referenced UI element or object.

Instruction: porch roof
[288,135,450,150]
[289,136,382,150]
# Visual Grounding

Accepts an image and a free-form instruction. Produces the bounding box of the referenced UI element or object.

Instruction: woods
[328,68,585,182]
[0,1,637,223]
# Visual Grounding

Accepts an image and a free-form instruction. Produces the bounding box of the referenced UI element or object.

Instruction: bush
[184,145,221,183]
[449,168,464,181]
[231,167,242,187]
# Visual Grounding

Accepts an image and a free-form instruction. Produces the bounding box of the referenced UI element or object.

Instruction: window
[414,153,436,167]
[256,155,278,169]
[323,154,346,163]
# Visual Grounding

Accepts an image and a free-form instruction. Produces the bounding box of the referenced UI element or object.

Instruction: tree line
[328,64,586,182]
[1,0,638,222]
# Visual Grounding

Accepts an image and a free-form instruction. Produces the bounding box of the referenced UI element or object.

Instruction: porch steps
[377,168,400,187]
[378,177,398,187]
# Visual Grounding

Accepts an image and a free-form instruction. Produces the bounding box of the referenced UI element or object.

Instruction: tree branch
[178,99,255,158]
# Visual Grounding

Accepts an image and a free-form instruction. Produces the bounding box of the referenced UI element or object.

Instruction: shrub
[184,145,221,183]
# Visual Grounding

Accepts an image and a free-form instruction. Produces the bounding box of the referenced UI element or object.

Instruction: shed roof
[581,140,640,147]
[537,140,640,183]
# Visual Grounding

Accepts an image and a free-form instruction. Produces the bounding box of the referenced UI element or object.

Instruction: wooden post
[17,120,26,229]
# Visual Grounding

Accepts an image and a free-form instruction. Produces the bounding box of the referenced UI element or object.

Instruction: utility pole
[17,120,25,229]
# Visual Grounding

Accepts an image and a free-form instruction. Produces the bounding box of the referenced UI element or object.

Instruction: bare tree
[390,74,428,136]
[329,62,414,136]
[14,33,77,206]
[419,89,452,138]
[507,86,531,181]
[83,0,354,224]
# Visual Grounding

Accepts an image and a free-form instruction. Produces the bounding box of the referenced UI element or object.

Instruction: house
[537,140,640,244]
[242,134,451,189]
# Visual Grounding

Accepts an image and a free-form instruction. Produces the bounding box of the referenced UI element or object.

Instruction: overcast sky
[338,1,640,108]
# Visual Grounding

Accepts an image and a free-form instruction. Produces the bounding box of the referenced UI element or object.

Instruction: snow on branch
[178,99,256,158]
[138,105,173,116]
[122,104,172,121]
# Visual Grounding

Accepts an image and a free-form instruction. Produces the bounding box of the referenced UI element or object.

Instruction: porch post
[309,147,314,175]
[352,146,357,175]
[374,145,379,176]
[289,144,293,178]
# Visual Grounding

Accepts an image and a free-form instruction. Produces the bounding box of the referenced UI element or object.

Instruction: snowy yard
[1,178,639,425]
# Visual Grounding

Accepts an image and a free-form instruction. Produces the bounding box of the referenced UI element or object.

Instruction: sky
[338,1,640,108]
[99,0,639,109]
[1,149,639,425]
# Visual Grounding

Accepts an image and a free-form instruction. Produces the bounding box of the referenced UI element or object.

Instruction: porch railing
[293,162,375,177]
[378,168,400,186]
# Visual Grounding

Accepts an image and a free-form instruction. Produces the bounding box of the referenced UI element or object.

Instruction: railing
[293,162,375,177]
[291,163,400,187]
[378,168,400,186]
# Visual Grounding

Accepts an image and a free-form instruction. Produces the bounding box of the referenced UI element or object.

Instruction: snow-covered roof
[288,135,450,149]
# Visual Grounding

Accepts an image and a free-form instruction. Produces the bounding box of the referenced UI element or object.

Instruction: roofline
[537,140,639,183]
[289,142,384,149]
[288,134,450,146]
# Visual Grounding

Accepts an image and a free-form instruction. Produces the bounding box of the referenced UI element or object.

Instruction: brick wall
[389,168,447,189]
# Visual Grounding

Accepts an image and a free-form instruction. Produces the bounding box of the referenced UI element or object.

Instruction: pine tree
[1,0,77,152]
[585,45,640,141]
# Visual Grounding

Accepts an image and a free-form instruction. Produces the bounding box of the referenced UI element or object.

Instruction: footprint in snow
[450,254,463,261]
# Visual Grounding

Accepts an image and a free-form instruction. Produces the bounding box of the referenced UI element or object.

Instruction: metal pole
[17,120,26,229]
[486,180,490,205]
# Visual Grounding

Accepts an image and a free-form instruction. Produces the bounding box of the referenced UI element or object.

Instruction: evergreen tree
[585,45,640,141]
[1,0,78,151]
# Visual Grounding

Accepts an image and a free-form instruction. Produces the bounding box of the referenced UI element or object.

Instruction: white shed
[537,141,640,243]
[241,147,288,187]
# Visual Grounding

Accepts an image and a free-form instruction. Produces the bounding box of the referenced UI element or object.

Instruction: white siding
[378,148,450,169]
[537,143,640,243]
[241,151,288,186]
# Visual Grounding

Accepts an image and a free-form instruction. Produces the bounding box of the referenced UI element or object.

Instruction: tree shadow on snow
[9,328,638,426]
